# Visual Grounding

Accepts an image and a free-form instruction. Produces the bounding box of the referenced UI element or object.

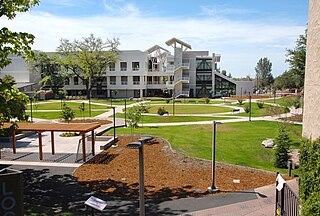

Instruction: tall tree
[274,70,300,90]
[57,34,120,98]
[0,0,39,69]
[32,52,68,96]
[255,57,273,89]
[285,30,307,88]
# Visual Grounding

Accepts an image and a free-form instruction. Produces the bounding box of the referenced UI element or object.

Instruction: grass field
[90,99,138,105]
[147,104,233,114]
[26,101,109,110]
[25,110,106,120]
[105,121,302,171]
[115,113,234,123]
[228,102,288,117]
[145,99,224,105]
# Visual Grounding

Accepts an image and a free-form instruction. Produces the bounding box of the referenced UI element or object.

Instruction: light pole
[125,141,145,216]
[249,92,252,121]
[125,89,127,127]
[112,107,116,142]
[29,95,33,123]
[208,121,222,193]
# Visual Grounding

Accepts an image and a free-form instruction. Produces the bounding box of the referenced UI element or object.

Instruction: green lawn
[264,96,301,107]
[26,101,109,110]
[147,105,233,114]
[228,102,289,117]
[90,99,137,105]
[115,113,234,123]
[145,99,224,105]
[26,110,106,120]
[106,121,302,171]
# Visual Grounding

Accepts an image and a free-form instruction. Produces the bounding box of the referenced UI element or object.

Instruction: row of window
[65,76,142,86]
[109,62,140,71]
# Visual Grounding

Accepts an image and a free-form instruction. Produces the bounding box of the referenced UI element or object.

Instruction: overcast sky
[2,0,309,78]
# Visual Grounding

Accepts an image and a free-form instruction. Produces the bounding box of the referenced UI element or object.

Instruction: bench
[232,109,240,113]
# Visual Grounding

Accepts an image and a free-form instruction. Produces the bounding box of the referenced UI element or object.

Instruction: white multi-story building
[1,38,253,98]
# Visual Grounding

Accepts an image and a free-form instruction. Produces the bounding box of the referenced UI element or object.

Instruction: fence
[275,173,299,216]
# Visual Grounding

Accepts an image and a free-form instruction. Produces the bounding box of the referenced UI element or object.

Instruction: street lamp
[29,95,33,123]
[112,107,116,142]
[125,89,127,127]
[249,92,252,121]
[208,121,222,193]
[125,141,145,216]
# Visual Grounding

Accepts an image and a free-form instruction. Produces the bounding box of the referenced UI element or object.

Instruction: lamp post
[29,95,33,123]
[208,121,222,192]
[249,92,252,121]
[273,87,276,104]
[125,141,145,216]
[125,89,127,127]
[112,107,116,141]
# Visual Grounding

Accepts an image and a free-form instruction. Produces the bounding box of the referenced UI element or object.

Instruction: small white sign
[276,174,286,191]
[85,196,108,211]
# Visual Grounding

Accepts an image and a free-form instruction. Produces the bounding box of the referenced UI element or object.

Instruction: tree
[255,57,274,89]
[221,70,227,76]
[0,75,29,127]
[0,0,39,69]
[285,30,307,89]
[274,124,291,168]
[274,70,300,90]
[32,52,68,96]
[57,34,120,99]
[60,103,75,123]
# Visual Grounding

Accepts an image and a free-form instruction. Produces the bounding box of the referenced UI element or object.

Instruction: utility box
[0,168,24,216]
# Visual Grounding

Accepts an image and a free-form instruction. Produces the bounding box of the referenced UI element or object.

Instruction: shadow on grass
[20,167,188,215]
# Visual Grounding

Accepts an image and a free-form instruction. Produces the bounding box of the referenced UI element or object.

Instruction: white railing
[175,62,190,71]
[120,68,127,71]
[121,81,127,85]
[133,81,140,85]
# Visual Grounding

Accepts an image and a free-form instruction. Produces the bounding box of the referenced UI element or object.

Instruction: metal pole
[173,97,175,116]
[30,96,33,123]
[211,121,217,190]
[124,99,127,127]
[249,92,252,121]
[139,144,145,216]
[113,107,116,141]
[274,87,276,104]
[89,96,92,117]
[110,90,113,108]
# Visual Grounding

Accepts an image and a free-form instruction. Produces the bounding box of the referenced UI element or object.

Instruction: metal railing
[275,173,299,216]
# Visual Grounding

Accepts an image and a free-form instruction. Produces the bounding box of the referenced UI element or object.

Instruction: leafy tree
[127,106,142,134]
[233,75,253,81]
[57,34,120,99]
[300,138,320,215]
[274,124,291,168]
[0,0,39,69]
[286,30,306,88]
[274,70,300,90]
[255,57,274,89]
[32,52,68,96]
[221,70,227,76]
[60,103,75,123]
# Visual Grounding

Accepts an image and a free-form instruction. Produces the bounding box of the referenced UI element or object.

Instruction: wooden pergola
[1,122,101,162]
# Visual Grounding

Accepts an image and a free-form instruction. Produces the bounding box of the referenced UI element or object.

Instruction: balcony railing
[133,81,140,85]
[110,82,116,85]
[109,68,115,71]
[132,67,139,71]
[120,67,127,71]
[121,81,127,85]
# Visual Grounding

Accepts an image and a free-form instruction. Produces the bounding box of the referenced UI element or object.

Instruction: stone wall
[302,0,320,140]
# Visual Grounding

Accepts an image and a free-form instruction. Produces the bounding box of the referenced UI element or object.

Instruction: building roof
[145,45,169,54]
[165,38,192,50]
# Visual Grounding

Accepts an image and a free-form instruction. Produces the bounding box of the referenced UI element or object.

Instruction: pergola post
[12,130,16,154]
[91,130,95,156]
[51,131,55,155]
[38,131,43,160]
[82,132,86,162]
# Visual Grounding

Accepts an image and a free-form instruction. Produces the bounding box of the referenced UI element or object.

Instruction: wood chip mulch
[73,135,277,200]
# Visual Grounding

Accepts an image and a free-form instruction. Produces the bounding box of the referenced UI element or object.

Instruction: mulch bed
[73,135,278,200]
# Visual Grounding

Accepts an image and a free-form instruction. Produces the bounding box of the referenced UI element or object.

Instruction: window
[133,76,140,85]
[147,76,152,84]
[120,62,127,71]
[110,76,116,85]
[132,62,139,71]
[109,63,115,71]
[121,76,127,85]
[74,77,78,85]
[65,78,70,85]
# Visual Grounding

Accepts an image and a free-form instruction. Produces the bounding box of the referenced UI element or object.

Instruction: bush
[244,104,250,113]
[300,138,320,215]
[204,98,210,104]
[273,124,291,168]
[165,99,170,104]
[257,100,264,109]
[237,99,243,105]
[60,103,75,123]
[157,107,169,116]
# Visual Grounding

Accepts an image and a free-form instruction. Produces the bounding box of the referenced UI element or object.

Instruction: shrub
[157,107,169,116]
[204,98,210,104]
[237,99,243,105]
[127,106,141,128]
[244,104,250,113]
[257,100,264,109]
[273,124,291,168]
[300,138,320,215]
[60,103,75,123]
[165,99,170,104]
